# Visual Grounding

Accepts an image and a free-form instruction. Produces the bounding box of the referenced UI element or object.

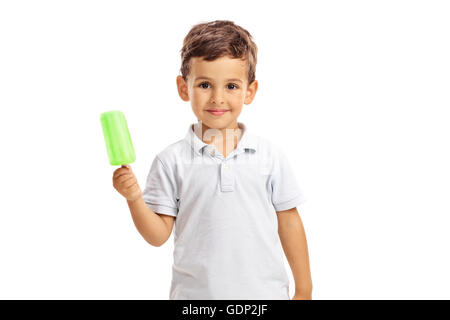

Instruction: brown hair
[180,20,258,85]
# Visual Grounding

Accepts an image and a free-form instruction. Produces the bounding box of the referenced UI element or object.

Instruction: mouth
[206,109,229,116]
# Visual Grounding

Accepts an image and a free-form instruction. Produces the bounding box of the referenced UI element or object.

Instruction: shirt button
[223,164,228,169]
[209,149,214,155]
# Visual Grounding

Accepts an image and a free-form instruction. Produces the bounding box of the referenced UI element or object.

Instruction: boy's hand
[113,165,142,202]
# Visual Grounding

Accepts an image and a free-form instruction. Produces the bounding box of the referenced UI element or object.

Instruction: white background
[0,0,449,299]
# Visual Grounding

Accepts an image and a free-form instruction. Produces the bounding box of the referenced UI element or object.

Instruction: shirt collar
[184,121,257,156]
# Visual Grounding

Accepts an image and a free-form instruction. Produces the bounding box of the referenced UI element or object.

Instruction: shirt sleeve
[142,156,179,217]
[270,147,307,212]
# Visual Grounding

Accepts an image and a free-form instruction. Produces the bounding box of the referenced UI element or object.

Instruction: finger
[114,167,130,179]
[113,168,125,178]
[118,174,134,184]
[117,164,131,171]
[123,178,137,189]
[113,173,129,184]
[125,182,138,190]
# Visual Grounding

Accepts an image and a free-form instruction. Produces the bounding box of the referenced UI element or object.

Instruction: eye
[199,82,210,89]
[227,83,239,90]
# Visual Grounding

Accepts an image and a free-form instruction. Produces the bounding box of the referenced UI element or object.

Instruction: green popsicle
[100,110,136,166]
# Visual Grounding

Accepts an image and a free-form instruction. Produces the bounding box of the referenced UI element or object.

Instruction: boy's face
[176,56,258,131]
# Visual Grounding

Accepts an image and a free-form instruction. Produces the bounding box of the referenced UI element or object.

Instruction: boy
[112,20,312,300]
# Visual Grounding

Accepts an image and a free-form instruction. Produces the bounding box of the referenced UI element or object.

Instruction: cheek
[192,90,208,103]
[190,92,208,113]
[230,93,245,105]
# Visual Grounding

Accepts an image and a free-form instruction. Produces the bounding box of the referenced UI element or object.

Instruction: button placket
[220,161,234,192]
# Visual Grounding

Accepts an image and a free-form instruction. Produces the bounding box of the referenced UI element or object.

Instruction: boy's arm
[277,207,313,300]
[127,197,175,247]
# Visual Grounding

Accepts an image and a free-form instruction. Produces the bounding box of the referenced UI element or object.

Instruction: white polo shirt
[142,122,306,300]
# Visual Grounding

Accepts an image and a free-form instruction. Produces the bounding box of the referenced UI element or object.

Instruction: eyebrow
[195,76,243,83]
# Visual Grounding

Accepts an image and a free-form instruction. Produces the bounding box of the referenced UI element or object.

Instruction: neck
[193,121,243,154]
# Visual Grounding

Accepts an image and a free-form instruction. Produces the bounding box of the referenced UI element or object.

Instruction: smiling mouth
[206,109,229,116]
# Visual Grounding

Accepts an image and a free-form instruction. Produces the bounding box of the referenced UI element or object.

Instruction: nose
[210,88,225,105]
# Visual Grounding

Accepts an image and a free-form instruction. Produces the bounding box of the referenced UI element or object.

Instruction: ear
[176,75,190,102]
[244,80,258,105]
